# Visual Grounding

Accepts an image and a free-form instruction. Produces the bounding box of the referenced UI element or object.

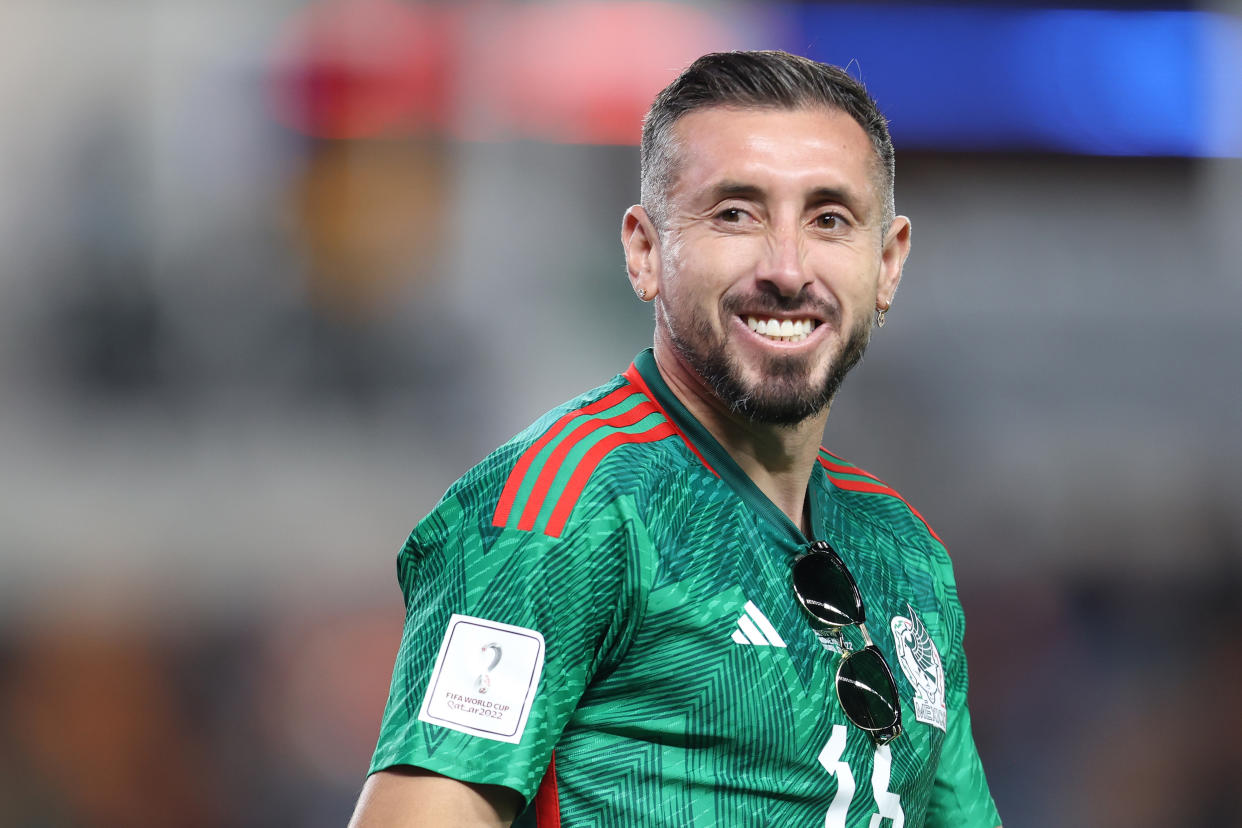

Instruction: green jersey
[371,349,1000,827]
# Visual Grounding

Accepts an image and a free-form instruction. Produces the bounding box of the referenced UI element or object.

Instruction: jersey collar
[630,349,826,547]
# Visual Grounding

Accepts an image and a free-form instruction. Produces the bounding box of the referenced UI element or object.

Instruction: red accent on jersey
[623,362,718,476]
[516,399,660,532]
[819,456,946,546]
[533,751,561,827]
[816,450,884,483]
[545,422,678,537]
[492,384,641,527]
[823,475,897,498]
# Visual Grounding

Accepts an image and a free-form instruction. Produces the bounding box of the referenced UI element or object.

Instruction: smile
[745,316,820,343]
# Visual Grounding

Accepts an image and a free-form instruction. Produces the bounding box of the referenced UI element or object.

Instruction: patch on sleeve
[417,614,545,744]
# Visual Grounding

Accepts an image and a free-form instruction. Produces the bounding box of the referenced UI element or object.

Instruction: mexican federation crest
[890,606,947,731]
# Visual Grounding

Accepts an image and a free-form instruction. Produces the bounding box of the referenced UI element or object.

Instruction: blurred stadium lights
[787,4,1242,156]
[267,0,1241,156]
[267,0,746,142]
[461,2,744,144]
[268,0,456,139]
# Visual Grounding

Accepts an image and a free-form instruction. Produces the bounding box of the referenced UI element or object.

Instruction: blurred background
[1,0,1239,825]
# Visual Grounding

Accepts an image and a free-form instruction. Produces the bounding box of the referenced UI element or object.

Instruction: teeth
[745,316,817,342]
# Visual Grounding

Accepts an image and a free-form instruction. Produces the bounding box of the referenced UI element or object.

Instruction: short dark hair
[640,50,896,233]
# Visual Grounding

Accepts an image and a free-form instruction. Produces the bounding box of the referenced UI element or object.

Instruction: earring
[876,306,888,328]
[638,287,648,301]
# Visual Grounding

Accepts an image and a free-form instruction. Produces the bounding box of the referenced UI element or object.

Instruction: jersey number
[817,725,905,828]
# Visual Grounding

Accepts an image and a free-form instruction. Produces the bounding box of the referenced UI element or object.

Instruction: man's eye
[718,208,744,222]
[816,213,845,230]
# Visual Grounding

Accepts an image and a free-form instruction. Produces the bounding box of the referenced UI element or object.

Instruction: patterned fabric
[371,349,1000,827]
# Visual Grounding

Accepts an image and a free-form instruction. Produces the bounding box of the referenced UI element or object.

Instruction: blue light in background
[777,4,1241,156]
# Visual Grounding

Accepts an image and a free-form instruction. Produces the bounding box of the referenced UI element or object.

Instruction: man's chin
[670,328,854,425]
[731,345,819,380]
[733,380,833,426]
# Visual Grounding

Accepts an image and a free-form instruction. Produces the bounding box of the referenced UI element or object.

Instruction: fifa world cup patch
[890,606,947,732]
[418,614,545,744]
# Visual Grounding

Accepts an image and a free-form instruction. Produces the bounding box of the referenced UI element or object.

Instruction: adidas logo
[731,601,787,647]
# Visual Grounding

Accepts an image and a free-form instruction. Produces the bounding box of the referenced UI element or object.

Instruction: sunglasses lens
[837,646,900,734]
[791,548,865,628]
[793,543,902,744]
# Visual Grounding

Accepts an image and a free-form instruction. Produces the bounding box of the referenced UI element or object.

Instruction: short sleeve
[368,487,650,804]
[926,547,1002,828]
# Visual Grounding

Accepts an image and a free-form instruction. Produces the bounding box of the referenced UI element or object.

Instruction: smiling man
[351,51,1001,828]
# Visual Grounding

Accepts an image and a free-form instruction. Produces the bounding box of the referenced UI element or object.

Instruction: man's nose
[755,222,811,297]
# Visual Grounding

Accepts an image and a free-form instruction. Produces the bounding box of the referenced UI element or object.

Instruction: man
[351,51,1001,827]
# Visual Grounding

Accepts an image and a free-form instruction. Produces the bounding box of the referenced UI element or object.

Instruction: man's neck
[651,340,829,535]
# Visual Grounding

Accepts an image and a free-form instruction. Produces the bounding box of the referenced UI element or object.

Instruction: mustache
[721,291,840,324]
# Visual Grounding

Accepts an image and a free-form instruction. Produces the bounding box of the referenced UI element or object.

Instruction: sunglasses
[791,540,903,745]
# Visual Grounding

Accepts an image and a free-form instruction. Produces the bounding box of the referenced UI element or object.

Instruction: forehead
[668,105,882,211]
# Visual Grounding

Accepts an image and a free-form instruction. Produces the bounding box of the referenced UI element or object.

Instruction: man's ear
[622,205,661,301]
[877,215,911,310]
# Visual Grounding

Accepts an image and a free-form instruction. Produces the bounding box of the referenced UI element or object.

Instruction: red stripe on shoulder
[544,421,677,537]
[492,384,639,527]
[623,363,718,477]
[817,447,884,482]
[516,399,660,531]
[533,751,561,827]
[820,456,945,546]
[823,475,899,498]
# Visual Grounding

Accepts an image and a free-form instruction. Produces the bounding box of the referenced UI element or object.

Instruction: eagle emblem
[890,606,947,731]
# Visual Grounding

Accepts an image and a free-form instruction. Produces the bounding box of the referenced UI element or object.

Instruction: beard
[665,292,871,427]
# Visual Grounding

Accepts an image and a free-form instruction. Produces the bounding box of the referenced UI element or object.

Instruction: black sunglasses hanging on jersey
[791,540,903,745]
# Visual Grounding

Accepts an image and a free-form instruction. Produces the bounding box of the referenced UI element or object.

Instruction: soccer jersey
[371,349,1000,827]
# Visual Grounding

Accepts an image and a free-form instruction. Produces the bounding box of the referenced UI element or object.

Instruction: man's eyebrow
[805,186,866,215]
[706,181,766,202]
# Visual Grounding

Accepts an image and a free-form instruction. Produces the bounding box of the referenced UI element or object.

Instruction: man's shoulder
[816,447,948,558]
[816,448,966,639]
[440,366,696,539]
